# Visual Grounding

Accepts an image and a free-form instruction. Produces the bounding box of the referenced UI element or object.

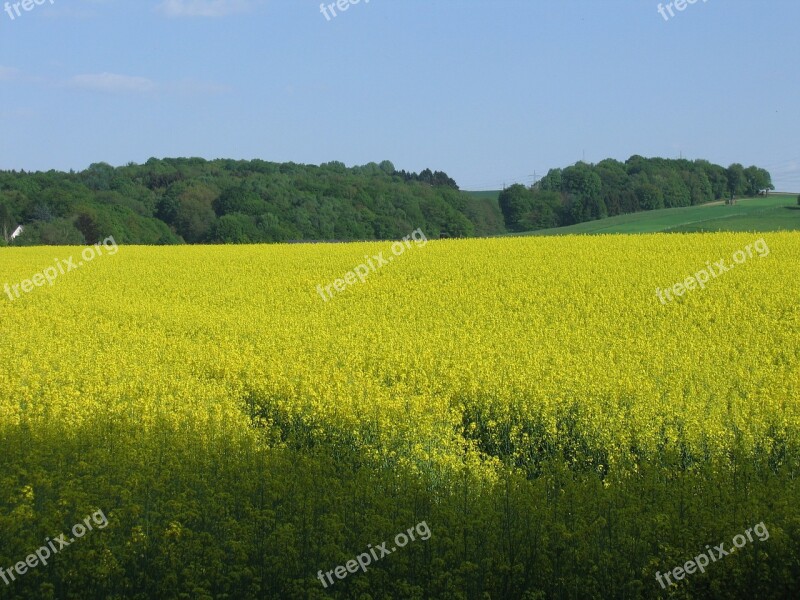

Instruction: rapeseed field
[1,233,798,599]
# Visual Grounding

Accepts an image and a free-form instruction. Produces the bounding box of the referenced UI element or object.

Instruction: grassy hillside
[463,190,502,202]
[512,194,800,236]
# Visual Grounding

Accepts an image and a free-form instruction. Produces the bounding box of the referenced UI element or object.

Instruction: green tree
[16,218,85,245]
[210,213,259,243]
[498,184,534,232]
[562,164,602,202]
[743,166,773,195]
[538,168,562,192]
[81,162,117,191]
[562,164,602,223]
[0,196,16,242]
[635,183,664,210]
[156,195,180,227]
[661,174,691,208]
[213,187,265,217]
[519,190,561,230]
[587,194,608,219]
[683,171,713,205]
[726,163,747,198]
[695,160,728,199]
[175,184,218,242]
[75,209,105,244]
[596,159,628,201]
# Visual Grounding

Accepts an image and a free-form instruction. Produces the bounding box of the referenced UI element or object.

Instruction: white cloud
[70,72,158,93]
[156,0,258,18]
[3,67,227,96]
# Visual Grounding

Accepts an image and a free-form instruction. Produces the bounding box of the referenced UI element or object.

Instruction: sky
[0,0,798,191]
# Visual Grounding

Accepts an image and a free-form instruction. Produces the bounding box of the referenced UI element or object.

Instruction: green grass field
[508,194,800,236]
[463,190,503,202]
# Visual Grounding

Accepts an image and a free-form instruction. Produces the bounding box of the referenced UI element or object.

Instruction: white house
[10,225,23,240]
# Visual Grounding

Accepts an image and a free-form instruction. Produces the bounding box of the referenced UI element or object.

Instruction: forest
[0,159,499,246]
[498,157,774,232]
[0,156,773,245]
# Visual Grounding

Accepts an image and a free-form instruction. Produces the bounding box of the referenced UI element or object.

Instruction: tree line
[0,159,498,246]
[499,156,774,232]
[0,156,776,245]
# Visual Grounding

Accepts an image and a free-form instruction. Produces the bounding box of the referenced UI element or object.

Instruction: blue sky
[1,0,798,191]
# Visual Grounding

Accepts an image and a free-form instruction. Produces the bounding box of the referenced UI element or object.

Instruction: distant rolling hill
[501,194,800,236]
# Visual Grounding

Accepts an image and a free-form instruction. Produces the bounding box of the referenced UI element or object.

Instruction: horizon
[4,154,799,194]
